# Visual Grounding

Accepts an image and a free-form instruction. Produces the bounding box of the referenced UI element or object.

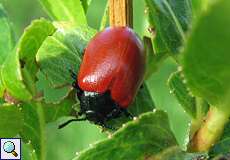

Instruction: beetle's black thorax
[76,88,121,125]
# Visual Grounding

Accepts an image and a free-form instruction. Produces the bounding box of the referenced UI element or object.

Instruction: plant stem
[35,102,46,160]
[109,0,133,27]
[189,106,230,151]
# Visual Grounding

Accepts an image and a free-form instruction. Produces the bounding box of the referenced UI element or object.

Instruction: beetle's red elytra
[78,26,145,107]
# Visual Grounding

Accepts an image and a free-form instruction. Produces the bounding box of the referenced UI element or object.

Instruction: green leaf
[0,74,5,97]
[1,48,32,101]
[39,0,87,26]
[75,110,178,160]
[74,110,207,160]
[22,141,38,160]
[145,0,192,55]
[86,0,108,30]
[168,71,196,118]
[142,147,207,160]
[80,0,92,13]
[133,0,148,38]
[20,103,46,160]
[1,18,55,101]
[192,0,221,18]
[183,0,230,108]
[0,104,23,137]
[0,4,15,97]
[37,26,96,87]
[19,18,55,66]
[43,99,75,123]
[143,37,167,79]
[36,71,72,103]
[191,0,208,18]
[0,4,15,64]
[144,37,157,78]
[0,98,4,104]
[209,121,230,158]
[129,83,155,116]
[36,26,96,103]
[164,152,208,160]
[145,3,168,57]
[47,120,106,160]
[99,1,108,31]
[167,71,210,138]
[19,18,56,95]
[146,59,191,150]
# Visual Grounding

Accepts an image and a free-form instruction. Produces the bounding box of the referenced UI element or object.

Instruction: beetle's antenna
[58,118,86,129]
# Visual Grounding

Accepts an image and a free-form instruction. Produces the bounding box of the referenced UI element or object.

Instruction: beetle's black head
[76,86,121,126]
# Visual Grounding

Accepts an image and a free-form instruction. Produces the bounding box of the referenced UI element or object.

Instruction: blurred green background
[0,0,190,159]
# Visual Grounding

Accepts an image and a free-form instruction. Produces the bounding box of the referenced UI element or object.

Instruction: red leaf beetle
[59,27,145,129]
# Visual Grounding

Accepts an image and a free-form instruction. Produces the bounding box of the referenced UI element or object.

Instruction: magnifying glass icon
[3,141,18,157]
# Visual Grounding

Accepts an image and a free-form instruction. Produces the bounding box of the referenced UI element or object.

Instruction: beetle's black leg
[69,68,83,99]
[70,107,83,117]
[58,118,86,129]
[105,108,122,120]
[78,110,83,116]
[122,109,133,119]
[72,81,83,98]
[100,122,116,131]
[72,82,83,98]
[111,104,133,120]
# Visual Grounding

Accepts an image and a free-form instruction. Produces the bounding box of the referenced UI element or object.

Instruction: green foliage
[22,141,38,160]
[36,71,72,103]
[0,4,15,64]
[1,48,32,101]
[0,104,23,137]
[75,111,177,160]
[39,0,87,26]
[1,18,55,101]
[43,99,75,123]
[75,111,207,160]
[0,78,4,97]
[86,0,108,30]
[20,19,56,97]
[0,4,15,96]
[46,120,106,160]
[191,0,208,18]
[145,0,192,55]
[20,103,46,160]
[183,0,230,109]
[36,26,96,103]
[168,71,196,118]
[37,26,95,88]
[80,0,92,13]
[146,59,191,150]
[129,84,155,116]
[143,36,166,79]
